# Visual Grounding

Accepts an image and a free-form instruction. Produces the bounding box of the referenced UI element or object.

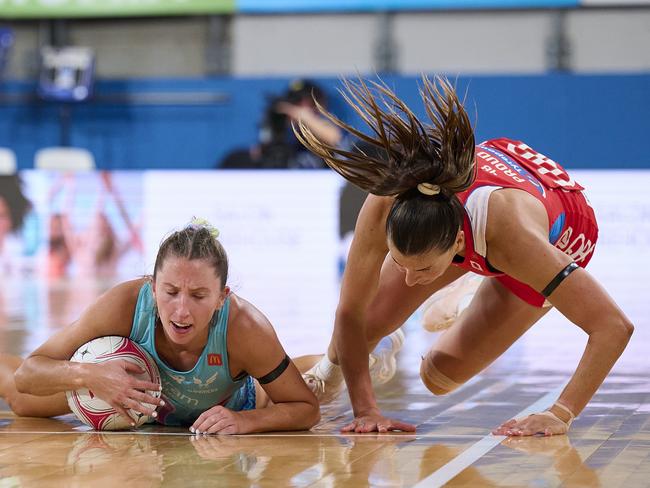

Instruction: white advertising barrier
[143,170,344,357]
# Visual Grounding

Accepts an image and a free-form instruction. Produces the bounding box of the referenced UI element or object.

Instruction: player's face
[153,256,228,346]
[388,231,464,287]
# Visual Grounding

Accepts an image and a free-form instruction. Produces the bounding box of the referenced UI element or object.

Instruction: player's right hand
[84,360,163,423]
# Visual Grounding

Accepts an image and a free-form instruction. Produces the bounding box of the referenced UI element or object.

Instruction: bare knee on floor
[419,351,462,396]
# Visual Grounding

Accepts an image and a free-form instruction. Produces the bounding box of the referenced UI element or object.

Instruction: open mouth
[171,321,193,334]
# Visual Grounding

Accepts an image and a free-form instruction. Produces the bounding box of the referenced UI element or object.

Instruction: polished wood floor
[2,172,649,487]
[1,367,649,487]
[1,283,648,487]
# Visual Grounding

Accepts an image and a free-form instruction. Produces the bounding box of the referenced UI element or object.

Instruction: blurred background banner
[4,171,144,280]
[0,0,234,19]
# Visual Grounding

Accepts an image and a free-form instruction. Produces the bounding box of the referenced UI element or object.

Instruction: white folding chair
[0,147,17,174]
[34,147,96,171]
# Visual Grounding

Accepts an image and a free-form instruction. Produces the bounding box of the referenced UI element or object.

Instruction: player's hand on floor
[191,405,243,435]
[341,410,416,433]
[492,411,569,437]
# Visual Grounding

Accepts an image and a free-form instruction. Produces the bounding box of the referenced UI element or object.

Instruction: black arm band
[257,354,291,385]
[541,262,579,298]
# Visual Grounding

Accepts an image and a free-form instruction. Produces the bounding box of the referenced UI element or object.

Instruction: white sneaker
[303,328,405,403]
[302,357,345,404]
[421,274,482,332]
[368,328,405,386]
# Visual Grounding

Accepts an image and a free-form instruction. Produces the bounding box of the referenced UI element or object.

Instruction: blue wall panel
[0,74,648,170]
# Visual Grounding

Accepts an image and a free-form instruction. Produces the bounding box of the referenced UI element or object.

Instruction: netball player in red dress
[298,76,633,436]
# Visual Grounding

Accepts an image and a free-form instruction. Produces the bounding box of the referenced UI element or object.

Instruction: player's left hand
[341,410,416,433]
[190,406,243,435]
[492,411,569,437]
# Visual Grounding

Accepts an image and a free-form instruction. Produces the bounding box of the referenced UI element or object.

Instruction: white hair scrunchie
[417,183,441,196]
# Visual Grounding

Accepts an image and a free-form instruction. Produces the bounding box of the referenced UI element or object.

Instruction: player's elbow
[609,313,634,345]
[307,404,321,429]
[7,392,33,417]
[617,316,634,342]
[298,400,320,430]
[592,314,634,350]
[612,318,634,357]
[334,306,357,324]
[13,364,31,394]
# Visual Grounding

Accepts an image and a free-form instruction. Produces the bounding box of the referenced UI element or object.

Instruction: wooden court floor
[1,353,649,487]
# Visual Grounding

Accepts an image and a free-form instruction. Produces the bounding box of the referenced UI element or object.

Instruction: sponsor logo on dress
[208,354,223,366]
[555,227,595,263]
[477,147,546,196]
[193,372,219,387]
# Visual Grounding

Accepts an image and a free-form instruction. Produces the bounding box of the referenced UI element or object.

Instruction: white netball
[66,336,161,431]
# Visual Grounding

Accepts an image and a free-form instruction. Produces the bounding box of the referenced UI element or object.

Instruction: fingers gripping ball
[66,336,161,431]
[419,352,462,395]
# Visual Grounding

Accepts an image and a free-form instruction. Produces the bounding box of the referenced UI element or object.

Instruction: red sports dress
[452,138,598,307]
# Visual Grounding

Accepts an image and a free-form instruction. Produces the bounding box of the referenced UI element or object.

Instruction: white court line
[412,385,565,488]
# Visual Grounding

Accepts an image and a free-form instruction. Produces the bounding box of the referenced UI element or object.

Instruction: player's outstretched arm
[335,194,416,432]
[14,278,162,421]
[487,190,633,435]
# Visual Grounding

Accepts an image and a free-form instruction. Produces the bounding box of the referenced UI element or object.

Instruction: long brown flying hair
[295,75,477,255]
[294,75,475,196]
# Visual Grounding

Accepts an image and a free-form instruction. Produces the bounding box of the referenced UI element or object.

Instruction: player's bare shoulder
[485,188,551,270]
[351,194,394,254]
[226,293,282,377]
[359,194,393,231]
[486,188,548,242]
[226,293,276,342]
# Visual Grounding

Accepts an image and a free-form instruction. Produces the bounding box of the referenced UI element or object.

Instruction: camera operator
[220,79,342,169]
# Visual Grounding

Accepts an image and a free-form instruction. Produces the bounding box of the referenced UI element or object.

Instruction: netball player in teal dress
[1,220,319,434]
